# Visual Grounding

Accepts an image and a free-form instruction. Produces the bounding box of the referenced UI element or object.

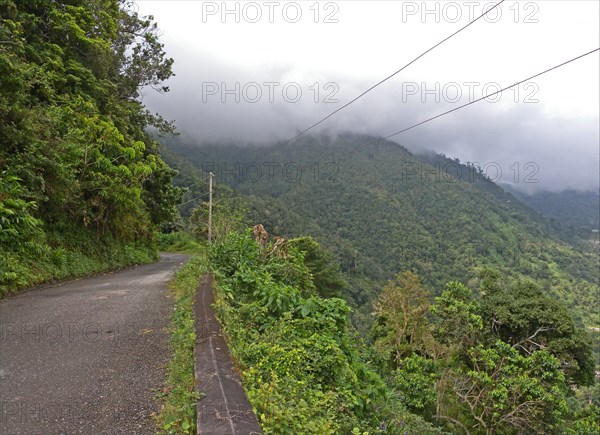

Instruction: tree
[450,340,568,434]
[431,281,483,351]
[0,0,182,290]
[393,353,439,414]
[371,271,432,365]
[0,0,180,236]
[480,278,595,386]
[288,236,347,298]
[189,193,248,243]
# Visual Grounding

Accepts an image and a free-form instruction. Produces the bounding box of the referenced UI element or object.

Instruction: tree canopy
[0,0,182,292]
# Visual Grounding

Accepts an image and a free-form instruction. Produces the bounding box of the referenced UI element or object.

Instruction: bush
[209,229,441,434]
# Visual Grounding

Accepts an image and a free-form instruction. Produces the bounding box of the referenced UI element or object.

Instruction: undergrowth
[158,250,208,434]
[0,226,157,297]
[157,231,202,254]
[209,230,442,434]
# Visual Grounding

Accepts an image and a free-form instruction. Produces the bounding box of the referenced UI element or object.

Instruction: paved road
[0,253,188,434]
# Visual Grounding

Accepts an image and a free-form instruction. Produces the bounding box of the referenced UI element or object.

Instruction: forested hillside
[506,187,600,232]
[162,134,599,329]
[201,227,598,434]
[0,0,181,294]
[159,133,599,433]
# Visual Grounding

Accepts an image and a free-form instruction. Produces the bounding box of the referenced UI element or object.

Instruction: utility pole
[208,172,213,244]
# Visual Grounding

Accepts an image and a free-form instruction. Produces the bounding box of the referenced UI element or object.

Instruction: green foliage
[393,354,438,412]
[0,173,44,249]
[161,136,599,431]
[564,384,600,435]
[0,173,47,287]
[162,134,599,328]
[0,221,156,296]
[371,271,432,364]
[507,187,600,233]
[288,236,348,298]
[452,340,568,434]
[156,231,201,254]
[370,270,594,433]
[565,411,600,435]
[431,281,483,349]
[1,0,182,292]
[479,273,595,386]
[189,194,248,243]
[209,230,441,434]
[210,229,261,282]
[158,253,208,434]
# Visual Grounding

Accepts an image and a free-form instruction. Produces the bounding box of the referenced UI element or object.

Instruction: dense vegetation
[0,0,181,294]
[210,229,442,434]
[162,134,599,330]
[506,187,600,232]
[161,134,598,433]
[206,227,598,434]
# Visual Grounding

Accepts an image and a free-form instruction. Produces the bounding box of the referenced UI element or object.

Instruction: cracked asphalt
[0,253,188,434]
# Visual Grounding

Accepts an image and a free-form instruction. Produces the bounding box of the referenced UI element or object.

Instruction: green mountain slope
[162,133,599,327]
[504,187,600,232]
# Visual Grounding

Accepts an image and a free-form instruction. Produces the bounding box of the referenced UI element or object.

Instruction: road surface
[0,253,188,434]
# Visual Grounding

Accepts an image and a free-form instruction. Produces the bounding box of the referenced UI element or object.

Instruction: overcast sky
[137,0,599,193]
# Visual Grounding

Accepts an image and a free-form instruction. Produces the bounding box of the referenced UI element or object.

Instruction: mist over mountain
[158,100,598,195]
[136,0,599,195]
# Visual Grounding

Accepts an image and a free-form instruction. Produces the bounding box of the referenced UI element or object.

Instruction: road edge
[194,273,262,435]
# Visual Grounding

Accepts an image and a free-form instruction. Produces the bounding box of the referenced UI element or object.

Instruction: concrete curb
[194,273,263,435]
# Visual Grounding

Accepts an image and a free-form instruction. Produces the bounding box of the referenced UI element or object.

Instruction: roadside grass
[157,232,202,255]
[158,250,208,434]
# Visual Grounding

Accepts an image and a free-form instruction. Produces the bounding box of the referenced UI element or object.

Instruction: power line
[179,191,211,207]
[283,0,506,145]
[366,47,599,146]
[181,175,211,190]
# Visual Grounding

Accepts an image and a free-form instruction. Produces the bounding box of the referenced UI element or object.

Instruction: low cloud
[142,50,599,194]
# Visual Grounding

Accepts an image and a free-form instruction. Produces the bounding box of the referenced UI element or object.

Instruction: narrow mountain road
[0,253,188,435]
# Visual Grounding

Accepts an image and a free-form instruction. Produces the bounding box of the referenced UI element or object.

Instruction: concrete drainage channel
[193,273,263,435]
